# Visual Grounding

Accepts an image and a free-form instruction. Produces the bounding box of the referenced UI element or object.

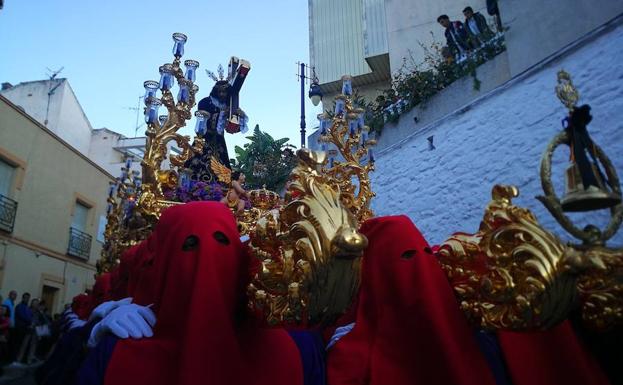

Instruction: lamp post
[298,62,323,148]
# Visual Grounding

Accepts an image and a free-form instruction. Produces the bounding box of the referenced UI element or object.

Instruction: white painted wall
[0,79,93,155]
[502,0,623,77]
[370,22,623,247]
[384,0,489,73]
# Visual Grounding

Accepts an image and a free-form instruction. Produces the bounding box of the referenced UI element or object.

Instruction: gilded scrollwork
[438,185,580,330]
[248,149,368,326]
[575,246,623,331]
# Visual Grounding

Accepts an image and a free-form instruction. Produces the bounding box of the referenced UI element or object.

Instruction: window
[0,159,17,233]
[72,201,90,232]
[0,159,15,198]
[68,201,92,259]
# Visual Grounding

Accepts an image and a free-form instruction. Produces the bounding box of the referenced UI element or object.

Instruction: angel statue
[210,157,250,214]
[185,57,251,183]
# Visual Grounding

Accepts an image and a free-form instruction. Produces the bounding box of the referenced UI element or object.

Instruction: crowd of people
[27,201,613,385]
[437,1,503,61]
[0,290,60,375]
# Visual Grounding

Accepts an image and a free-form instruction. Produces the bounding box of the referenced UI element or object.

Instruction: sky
[0,0,323,152]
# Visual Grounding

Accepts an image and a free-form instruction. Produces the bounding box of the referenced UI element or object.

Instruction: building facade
[308,0,391,109]
[1,79,146,178]
[308,0,623,150]
[0,95,113,314]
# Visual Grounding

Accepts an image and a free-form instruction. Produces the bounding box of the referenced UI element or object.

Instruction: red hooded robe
[328,215,498,385]
[103,202,303,385]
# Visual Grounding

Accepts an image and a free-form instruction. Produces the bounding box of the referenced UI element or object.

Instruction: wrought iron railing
[67,227,92,260]
[0,194,17,233]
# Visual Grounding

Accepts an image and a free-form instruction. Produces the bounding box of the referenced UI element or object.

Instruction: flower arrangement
[163,181,224,203]
[358,33,506,136]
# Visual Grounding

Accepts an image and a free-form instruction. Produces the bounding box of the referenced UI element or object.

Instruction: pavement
[0,362,40,385]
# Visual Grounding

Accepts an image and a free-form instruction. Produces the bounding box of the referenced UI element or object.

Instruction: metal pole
[300,62,306,148]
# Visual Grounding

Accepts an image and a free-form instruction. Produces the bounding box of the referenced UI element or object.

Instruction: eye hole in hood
[401,249,417,260]
[213,231,230,245]
[182,235,200,251]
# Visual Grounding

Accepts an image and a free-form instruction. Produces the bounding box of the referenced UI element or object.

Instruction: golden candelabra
[318,75,376,223]
[100,33,203,268]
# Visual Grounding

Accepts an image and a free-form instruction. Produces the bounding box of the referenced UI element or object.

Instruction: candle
[143,80,159,103]
[184,59,199,82]
[194,110,209,136]
[341,75,353,95]
[368,148,375,162]
[172,33,187,57]
[145,98,162,124]
[177,86,189,103]
[159,64,174,91]
[349,120,357,136]
[335,99,345,115]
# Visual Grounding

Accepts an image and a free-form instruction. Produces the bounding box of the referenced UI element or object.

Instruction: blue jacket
[2,299,15,328]
[15,302,33,329]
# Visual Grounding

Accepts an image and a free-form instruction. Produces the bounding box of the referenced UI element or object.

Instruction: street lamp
[308,81,322,106]
[298,62,323,148]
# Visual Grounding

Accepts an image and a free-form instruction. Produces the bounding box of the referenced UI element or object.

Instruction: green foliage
[357,35,505,136]
[230,124,297,192]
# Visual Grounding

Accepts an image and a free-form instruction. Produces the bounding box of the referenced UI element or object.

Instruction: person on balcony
[437,15,471,59]
[463,6,494,47]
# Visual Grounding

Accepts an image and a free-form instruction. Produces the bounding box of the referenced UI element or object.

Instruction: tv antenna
[46,67,64,80]
[123,95,145,137]
[44,67,64,125]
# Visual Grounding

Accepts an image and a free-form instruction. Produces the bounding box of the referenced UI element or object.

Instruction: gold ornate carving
[576,246,623,331]
[555,70,580,111]
[247,148,368,326]
[438,185,580,330]
[210,156,232,185]
[319,100,375,223]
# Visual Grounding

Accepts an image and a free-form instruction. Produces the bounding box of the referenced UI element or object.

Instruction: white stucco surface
[370,23,623,247]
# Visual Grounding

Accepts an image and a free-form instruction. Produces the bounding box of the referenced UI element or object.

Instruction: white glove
[87,303,156,348]
[68,318,87,330]
[89,297,133,322]
[326,322,355,350]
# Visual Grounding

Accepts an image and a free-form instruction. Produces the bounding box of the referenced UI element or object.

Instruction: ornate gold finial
[539,71,622,246]
[555,70,580,111]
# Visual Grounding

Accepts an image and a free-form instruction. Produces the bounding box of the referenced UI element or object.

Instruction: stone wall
[370,21,623,247]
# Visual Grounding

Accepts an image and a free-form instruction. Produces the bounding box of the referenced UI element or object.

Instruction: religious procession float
[45,33,622,385]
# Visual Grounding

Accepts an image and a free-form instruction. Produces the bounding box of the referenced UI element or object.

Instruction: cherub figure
[221,171,249,214]
[210,156,250,215]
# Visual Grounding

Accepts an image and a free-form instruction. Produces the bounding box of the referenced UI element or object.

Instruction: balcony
[67,227,92,260]
[0,194,17,233]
